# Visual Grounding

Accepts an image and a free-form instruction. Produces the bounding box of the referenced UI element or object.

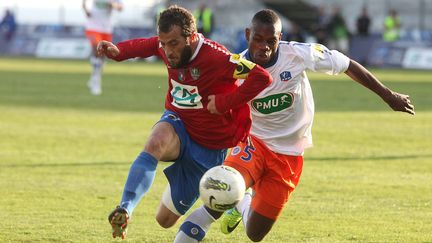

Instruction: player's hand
[110,1,123,11]
[385,91,415,115]
[207,95,222,115]
[97,40,120,57]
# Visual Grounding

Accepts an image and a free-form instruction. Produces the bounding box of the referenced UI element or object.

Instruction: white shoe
[90,85,102,96]
[87,77,102,96]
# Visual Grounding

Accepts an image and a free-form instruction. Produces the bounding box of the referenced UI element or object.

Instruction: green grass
[0,57,431,242]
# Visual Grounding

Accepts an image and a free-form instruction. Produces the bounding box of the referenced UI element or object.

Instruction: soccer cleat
[220,207,242,234]
[108,206,129,239]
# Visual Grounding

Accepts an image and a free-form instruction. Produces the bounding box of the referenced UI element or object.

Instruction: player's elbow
[264,72,273,87]
[253,65,273,87]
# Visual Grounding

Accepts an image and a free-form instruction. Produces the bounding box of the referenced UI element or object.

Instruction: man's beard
[171,45,192,68]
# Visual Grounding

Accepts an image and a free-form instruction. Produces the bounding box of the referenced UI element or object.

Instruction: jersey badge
[279,71,292,81]
[190,67,200,80]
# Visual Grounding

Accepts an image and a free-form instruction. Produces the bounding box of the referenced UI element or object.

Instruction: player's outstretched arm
[96,40,120,57]
[344,59,415,115]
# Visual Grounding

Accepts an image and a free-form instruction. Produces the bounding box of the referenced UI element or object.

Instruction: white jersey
[241,41,350,155]
[85,0,122,33]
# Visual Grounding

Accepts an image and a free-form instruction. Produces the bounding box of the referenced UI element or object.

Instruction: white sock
[236,193,252,228]
[174,206,216,243]
[90,56,104,80]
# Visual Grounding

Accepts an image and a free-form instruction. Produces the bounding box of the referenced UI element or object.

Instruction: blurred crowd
[0,9,17,42]
[0,1,411,57]
[284,4,403,54]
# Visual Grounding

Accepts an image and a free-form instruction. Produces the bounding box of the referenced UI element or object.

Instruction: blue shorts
[159,110,227,215]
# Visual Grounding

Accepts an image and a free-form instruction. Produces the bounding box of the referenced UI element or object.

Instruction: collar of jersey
[244,47,279,69]
[189,33,204,62]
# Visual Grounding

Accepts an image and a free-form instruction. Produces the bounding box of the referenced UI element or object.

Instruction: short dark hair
[252,9,280,26]
[158,5,196,37]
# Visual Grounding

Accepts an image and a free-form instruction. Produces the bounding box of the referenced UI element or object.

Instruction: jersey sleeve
[292,42,350,75]
[109,36,160,61]
[215,54,272,114]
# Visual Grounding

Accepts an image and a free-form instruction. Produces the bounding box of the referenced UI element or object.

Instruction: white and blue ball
[199,165,246,212]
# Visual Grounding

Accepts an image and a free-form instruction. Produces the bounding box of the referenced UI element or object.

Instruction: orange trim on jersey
[85,30,112,47]
[224,135,303,220]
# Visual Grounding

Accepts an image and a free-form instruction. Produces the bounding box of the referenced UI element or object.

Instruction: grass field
[0,57,431,242]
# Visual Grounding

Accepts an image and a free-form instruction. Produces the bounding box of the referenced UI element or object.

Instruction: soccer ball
[199,165,246,212]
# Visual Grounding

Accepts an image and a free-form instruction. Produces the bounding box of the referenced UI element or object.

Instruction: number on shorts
[240,145,255,162]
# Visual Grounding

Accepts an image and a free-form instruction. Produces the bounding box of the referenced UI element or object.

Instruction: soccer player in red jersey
[96,5,272,239]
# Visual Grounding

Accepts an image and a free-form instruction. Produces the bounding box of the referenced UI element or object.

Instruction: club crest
[279,71,292,81]
[190,67,200,80]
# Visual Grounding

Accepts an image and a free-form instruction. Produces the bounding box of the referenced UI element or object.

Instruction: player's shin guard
[173,206,216,243]
[175,222,206,243]
[120,152,158,215]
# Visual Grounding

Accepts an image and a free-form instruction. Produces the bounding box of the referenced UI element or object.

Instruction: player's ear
[245,28,251,42]
[191,32,197,42]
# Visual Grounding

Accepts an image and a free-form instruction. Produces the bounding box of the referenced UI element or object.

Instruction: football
[199,165,246,212]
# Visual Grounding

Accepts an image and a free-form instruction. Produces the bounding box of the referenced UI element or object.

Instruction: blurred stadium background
[1,0,432,69]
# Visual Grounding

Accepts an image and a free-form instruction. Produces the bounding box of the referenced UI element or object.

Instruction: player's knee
[155,214,177,228]
[144,138,165,158]
[246,228,267,242]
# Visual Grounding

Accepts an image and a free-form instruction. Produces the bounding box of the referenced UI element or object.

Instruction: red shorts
[224,135,303,220]
[85,30,112,47]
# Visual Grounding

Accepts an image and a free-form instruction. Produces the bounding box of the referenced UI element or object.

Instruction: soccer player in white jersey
[83,0,123,95]
[174,9,414,243]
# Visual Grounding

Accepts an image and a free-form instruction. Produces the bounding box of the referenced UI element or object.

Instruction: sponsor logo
[164,114,180,121]
[178,69,185,81]
[209,195,239,212]
[226,220,242,233]
[202,177,231,191]
[179,200,190,207]
[279,71,292,81]
[170,79,203,109]
[252,93,294,114]
[312,43,331,58]
[230,146,241,156]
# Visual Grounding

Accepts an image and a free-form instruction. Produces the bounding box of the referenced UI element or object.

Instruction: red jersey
[110,35,272,149]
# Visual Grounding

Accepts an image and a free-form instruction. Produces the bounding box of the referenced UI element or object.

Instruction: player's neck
[190,37,199,55]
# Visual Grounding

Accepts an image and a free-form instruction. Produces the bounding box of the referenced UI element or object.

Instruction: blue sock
[120,152,158,216]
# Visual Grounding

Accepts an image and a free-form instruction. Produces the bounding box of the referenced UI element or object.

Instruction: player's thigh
[144,121,180,161]
[100,32,113,42]
[85,30,100,47]
[224,139,266,188]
